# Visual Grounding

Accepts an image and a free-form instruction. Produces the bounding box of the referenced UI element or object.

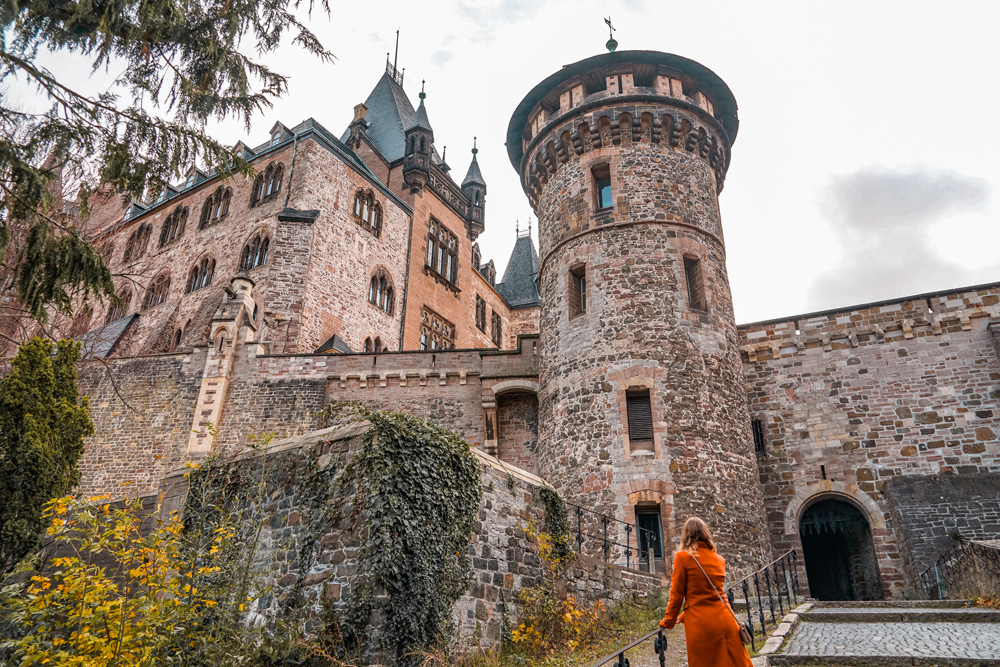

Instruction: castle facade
[8,48,999,601]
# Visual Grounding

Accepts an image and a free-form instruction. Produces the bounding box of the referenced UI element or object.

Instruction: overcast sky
[14,0,1000,323]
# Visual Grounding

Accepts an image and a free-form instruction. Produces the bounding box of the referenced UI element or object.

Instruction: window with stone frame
[159,205,188,246]
[353,189,383,238]
[106,288,131,323]
[240,233,270,271]
[592,163,612,211]
[144,274,171,309]
[187,257,216,293]
[425,218,458,285]
[123,224,152,263]
[490,310,502,347]
[683,255,707,312]
[568,263,587,319]
[363,337,373,353]
[471,243,481,270]
[199,186,232,229]
[419,306,455,350]
[368,269,395,315]
[475,295,487,332]
[625,387,654,451]
[249,162,284,208]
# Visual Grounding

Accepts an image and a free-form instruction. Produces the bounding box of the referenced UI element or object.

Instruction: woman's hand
[658,619,667,628]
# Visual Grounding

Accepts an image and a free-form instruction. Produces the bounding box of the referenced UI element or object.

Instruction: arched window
[159,206,187,246]
[363,337,372,353]
[367,269,394,315]
[374,336,382,351]
[200,187,232,228]
[187,257,215,293]
[199,199,212,229]
[144,274,170,309]
[353,189,383,239]
[168,327,183,352]
[354,190,363,217]
[123,224,152,263]
[106,288,131,323]
[371,204,382,238]
[69,307,92,337]
[250,174,265,207]
[240,233,270,271]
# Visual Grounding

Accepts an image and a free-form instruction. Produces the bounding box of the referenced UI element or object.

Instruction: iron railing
[921,540,1000,600]
[584,550,801,666]
[724,550,800,650]
[567,500,659,572]
[584,627,668,667]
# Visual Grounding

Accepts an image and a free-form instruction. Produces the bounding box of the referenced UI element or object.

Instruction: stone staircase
[759,600,1000,666]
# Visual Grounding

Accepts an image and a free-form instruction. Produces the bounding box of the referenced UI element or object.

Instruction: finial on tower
[604,17,618,52]
[419,79,426,104]
[472,136,478,160]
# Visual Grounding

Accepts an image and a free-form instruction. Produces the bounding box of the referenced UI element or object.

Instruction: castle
[8,46,999,603]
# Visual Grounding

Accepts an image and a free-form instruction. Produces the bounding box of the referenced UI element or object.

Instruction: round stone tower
[506,50,770,574]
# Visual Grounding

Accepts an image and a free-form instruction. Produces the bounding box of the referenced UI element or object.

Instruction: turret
[461,137,487,240]
[402,81,433,193]
[506,48,769,576]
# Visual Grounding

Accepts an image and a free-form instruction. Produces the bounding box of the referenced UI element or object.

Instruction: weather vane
[604,17,618,52]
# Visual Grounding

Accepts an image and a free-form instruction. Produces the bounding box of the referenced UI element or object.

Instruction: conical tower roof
[407,84,433,133]
[497,233,540,308]
[462,139,486,188]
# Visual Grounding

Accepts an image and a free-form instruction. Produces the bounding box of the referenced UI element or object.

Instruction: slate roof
[496,236,540,308]
[75,313,138,358]
[341,71,444,167]
[316,333,354,354]
[462,154,486,188]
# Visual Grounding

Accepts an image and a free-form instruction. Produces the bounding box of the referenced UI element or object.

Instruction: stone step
[810,599,973,609]
[803,606,1000,623]
[769,656,1000,666]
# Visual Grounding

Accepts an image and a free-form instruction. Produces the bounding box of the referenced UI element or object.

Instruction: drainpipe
[397,208,414,350]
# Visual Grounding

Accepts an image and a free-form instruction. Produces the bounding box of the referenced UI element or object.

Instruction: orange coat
[659,542,752,667]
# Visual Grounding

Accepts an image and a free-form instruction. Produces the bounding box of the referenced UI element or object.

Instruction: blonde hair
[680,517,716,552]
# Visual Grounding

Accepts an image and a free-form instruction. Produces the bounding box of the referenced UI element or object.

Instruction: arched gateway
[799,498,883,601]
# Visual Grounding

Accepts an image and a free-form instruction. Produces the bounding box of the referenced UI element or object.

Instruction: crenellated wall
[739,283,1000,597]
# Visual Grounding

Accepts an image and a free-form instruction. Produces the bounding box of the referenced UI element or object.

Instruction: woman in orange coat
[659,517,752,667]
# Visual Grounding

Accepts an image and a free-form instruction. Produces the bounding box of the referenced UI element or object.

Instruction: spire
[462,136,486,188]
[407,79,433,133]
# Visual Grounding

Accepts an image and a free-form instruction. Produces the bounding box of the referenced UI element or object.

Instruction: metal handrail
[921,539,1000,600]
[723,549,800,650]
[566,500,659,572]
[585,627,667,667]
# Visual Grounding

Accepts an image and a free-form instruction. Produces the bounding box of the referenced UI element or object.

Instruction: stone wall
[496,390,539,474]
[158,424,660,658]
[885,472,1000,590]
[740,284,1000,597]
[76,351,204,497]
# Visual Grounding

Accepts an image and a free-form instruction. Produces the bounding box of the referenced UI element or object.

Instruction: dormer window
[271,131,282,146]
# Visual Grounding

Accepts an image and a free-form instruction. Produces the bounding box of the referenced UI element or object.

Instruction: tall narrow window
[490,310,502,347]
[593,163,612,211]
[426,219,458,285]
[475,295,487,332]
[751,419,766,455]
[626,388,654,450]
[568,264,587,319]
[683,256,707,312]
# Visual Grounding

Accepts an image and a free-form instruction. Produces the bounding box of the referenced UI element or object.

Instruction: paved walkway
[774,604,1000,665]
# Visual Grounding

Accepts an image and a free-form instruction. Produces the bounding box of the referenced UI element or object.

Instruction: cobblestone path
[777,607,1000,664]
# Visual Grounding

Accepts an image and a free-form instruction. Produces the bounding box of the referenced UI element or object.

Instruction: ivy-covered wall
[157,422,660,660]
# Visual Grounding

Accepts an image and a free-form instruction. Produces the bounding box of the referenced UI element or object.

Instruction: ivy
[338,407,482,666]
[538,487,572,562]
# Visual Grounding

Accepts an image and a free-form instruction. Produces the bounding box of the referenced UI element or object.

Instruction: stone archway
[798,497,884,601]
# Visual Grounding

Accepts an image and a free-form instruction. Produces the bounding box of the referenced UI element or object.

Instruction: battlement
[738,283,1000,363]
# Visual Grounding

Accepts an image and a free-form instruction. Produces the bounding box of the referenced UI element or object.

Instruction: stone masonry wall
[740,284,1000,597]
[76,351,204,497]
[496,390,539,474]
[885,472,1000,591]
[157,425,660,658]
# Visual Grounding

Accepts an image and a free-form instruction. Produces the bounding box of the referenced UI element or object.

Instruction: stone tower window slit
[626,388,654,451]
[751,418,767,455]
[568,263,586,319]
[683,255,707,312]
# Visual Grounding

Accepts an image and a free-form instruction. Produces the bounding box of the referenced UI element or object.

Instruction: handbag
[689,552,753,645]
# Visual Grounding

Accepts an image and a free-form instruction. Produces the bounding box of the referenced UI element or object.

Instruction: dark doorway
[636,507,665,574]
[799,498,883,601]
